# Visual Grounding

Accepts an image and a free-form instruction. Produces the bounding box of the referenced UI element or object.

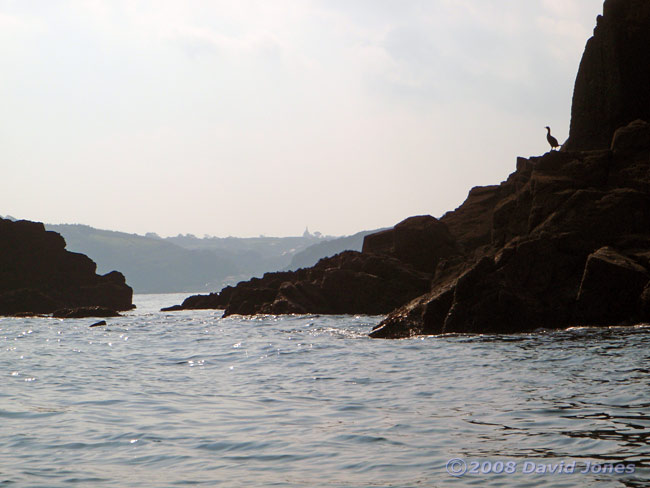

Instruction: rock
[575,247,648,324]
[2,289,60,316]
[362,215,458,273]
[374,120,650,337]
[89,320,107,327]
[162,288,234,311]
[611,119,650,152]
[440,185,503,252]
[160,304,184,312]
[641,283,650,320]
[361,228,395,255]
[369,285,455,338]
[607,122,650,193]
[564,0,650,151]
[53,306,122,319]
[375,237,589,337]
[445,238,591,333]
[373,3,650,336]
[163,251,431,316]
[531,187,650,247]
[223,251,431,316]
[0,218,133,316]
[391,216,458,272]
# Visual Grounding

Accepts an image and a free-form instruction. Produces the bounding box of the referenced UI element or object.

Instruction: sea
[1,293,648,487]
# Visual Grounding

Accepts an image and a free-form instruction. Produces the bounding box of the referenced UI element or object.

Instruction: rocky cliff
[0,218,133,315]
[165,0,650,336]
[371,119,650,337]
[564,0,650,150]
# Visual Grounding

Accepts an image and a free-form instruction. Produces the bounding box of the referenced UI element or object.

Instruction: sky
[2,0,604,238]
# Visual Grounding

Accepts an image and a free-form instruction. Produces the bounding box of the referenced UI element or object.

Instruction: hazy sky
[2,0,603,237]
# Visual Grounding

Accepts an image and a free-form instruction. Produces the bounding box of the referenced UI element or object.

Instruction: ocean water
[1,293,648,488]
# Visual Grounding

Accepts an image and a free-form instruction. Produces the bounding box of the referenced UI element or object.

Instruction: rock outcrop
[574,247,648,325]
[564,0,650,150]
[165,0,650,336]
[362,216,459,273]
[371,119,650,337]
[0,218,134,316]
[164,249,431,316]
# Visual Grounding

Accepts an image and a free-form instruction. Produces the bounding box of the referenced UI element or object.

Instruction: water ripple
[0,294,648,487]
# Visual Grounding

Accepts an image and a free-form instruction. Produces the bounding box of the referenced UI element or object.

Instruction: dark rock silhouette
[371,119,650,338]
[0,218,133,316]
[362,216,459,274]
[641,283,650,318]
[166,0,650,336]
[575,247,648,325]
[371,0,650,337]
[564,0,650,150]
[165,251,431,316]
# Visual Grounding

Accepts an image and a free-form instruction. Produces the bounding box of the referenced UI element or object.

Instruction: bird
[545,126,560,151]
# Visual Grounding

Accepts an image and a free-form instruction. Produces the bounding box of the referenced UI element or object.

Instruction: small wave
[0,409,61,419]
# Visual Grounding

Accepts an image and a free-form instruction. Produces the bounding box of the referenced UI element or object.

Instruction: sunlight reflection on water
[0,294,648,487]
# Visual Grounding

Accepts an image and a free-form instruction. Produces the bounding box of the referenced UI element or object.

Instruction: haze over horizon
[3,0,603,238]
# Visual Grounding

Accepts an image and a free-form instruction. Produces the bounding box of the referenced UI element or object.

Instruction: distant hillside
[165,232,329,277]
[45,224,333,293]
[286,229,386,270]
[46,224,238,293]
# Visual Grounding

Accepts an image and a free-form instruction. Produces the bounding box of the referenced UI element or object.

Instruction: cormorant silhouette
[545,126,560,150]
